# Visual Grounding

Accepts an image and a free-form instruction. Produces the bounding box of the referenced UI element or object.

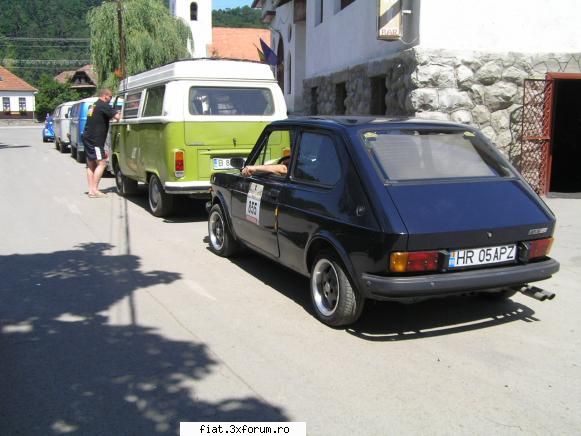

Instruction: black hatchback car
[207,117,559,326]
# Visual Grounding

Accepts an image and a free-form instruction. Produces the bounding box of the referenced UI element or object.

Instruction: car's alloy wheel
[310,252,364,327]
[148,174,174,217]
[207,204,239,257]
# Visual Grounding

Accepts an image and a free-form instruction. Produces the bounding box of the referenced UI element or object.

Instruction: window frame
[123,90,143,119]
[142,85,165,118]
[246,126,296,180]
[188,86,275,116]
[2,97,10,112]
[360,127,516,183]
[290,129,342,188]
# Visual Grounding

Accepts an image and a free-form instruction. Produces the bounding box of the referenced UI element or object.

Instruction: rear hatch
[387,179,554,251]
[184,121,267,179]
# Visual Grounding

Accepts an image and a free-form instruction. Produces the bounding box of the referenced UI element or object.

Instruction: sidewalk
[0,119,39,127]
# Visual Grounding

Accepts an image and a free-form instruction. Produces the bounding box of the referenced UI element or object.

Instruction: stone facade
[303,48,581,158]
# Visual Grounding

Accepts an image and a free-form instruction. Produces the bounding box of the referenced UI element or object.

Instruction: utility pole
[117,0,127,81]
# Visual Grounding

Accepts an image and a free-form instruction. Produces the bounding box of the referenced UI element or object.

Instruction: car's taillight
[390,251,440,273]
[527,237,553,260]
[175,150,184,178]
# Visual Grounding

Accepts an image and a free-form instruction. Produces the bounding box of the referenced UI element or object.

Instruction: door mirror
[230,157,245,169]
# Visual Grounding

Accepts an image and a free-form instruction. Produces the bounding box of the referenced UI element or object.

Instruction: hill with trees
[0,0,265,86]
[213,6,266,28]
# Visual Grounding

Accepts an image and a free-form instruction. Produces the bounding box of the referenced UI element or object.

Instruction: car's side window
[253,128,293,172]
[293,132,341,186]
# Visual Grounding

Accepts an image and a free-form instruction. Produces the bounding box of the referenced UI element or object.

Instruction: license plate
[212,157,243,170]
[448,244,516,268]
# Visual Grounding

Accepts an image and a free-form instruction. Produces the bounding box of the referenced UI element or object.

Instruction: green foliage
[213,6,266,29]
[88,0,192,90]
[0,0,264,87]
[34,75,81,121]
[0,0,101,83]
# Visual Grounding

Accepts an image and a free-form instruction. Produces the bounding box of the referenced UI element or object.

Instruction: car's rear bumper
[361,258,559,300]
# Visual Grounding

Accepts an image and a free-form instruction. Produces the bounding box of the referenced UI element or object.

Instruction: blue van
[69,97,98,163]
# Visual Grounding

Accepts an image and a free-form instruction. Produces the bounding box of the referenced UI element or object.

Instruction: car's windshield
[361,128,514,182]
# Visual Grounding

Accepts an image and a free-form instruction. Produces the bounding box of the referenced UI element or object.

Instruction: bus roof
[119,59,277,92]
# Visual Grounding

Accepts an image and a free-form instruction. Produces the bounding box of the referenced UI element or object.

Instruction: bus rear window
[189,87,274,116]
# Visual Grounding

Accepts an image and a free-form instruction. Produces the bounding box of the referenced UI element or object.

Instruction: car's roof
[271,116,474,131]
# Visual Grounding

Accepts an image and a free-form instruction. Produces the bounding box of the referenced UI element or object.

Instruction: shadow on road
[0,143,31,149]
[346,297,538,341]
[106,186,209,223]
[0,243,288,435]
[224,251,538,340]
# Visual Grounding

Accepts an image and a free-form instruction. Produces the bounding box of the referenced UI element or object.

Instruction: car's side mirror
[65,114,69,118]
[230,157,245,169]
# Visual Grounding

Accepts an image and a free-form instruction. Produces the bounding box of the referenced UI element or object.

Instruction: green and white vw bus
[111,59,287,217]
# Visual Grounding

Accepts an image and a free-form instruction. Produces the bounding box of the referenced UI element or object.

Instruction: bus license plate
[213,158,235,170]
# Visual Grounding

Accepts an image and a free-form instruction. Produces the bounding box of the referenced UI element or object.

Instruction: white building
[0,65,37,121]
[170,0,213,58]
[253,0,581,195]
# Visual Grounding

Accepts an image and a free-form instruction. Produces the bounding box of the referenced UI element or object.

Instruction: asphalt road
[1,126,580,436]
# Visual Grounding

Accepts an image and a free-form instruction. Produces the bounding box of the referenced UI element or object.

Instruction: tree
[213,6,266,28]
[34,75,81,121]
[87,0,191,89]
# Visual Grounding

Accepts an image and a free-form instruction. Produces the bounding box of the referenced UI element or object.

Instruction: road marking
[68,204,82,215]
[184,279,217,301]
[53,196,82,215]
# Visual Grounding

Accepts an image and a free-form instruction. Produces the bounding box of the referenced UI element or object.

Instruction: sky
[213,0,253,10]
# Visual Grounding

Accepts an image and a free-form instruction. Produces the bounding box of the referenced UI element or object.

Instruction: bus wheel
[148,174,174,217]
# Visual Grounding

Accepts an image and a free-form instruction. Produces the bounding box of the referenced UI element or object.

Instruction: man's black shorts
[85,140,107,162]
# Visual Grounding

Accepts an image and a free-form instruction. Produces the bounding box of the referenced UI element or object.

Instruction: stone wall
[303,48,581,158]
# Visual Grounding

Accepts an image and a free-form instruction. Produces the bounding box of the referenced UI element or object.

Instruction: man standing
[83,88,120,198]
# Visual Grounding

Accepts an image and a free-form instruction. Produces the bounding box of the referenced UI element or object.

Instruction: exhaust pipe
[518,285,556,301]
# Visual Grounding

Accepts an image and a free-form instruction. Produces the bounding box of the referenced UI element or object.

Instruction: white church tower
[169,0,213,58]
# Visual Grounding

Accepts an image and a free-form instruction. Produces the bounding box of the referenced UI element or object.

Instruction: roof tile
[209,27,272,62]
[0,66,37,92]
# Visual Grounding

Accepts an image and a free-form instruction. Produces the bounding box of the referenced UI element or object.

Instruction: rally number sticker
[245,183,264,224]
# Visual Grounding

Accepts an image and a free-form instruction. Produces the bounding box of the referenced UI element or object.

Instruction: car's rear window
[361,129,514,181]
[189,87,274,116]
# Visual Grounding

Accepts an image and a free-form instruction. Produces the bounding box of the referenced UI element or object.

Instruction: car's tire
[148,174,174,217]
[310,251,365,327]
[71,146,77,160]
[43,136,48,143]
[76,149,85,163]
[208,203,240,257]
[479,288,518,300]
[114,162,139,196]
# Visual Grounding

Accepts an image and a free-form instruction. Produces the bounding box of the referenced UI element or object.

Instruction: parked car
[69,97,98,163]
[42,114,54,142]
[207,117,560,327]
[53,100,76,153]
[111,58,287,217]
